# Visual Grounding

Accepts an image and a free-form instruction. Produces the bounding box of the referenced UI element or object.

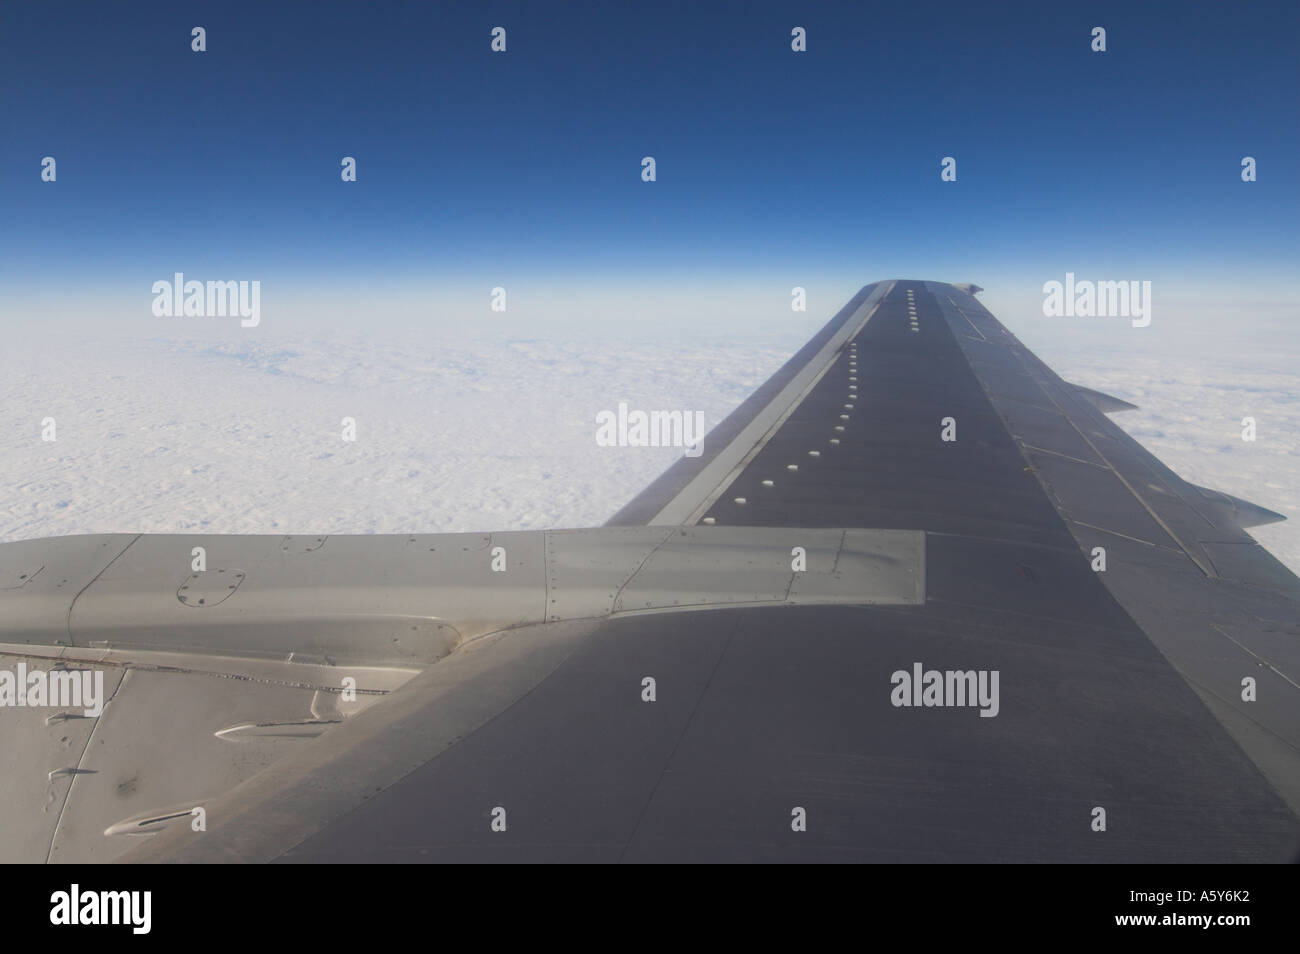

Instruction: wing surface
[4,281,1295,862]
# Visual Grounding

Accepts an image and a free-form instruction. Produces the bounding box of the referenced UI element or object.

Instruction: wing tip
[1071,382,1139,413]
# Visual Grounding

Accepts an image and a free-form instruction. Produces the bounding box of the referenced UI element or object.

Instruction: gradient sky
[2,0,1297,330]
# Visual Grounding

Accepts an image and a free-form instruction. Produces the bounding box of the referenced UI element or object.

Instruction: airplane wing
[3,280,1296,862]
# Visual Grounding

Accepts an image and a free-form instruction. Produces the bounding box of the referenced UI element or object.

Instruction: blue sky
[2,0,1297,326]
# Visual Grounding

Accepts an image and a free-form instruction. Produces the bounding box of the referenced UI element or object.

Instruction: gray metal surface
[0,526,925,665]
[606,282,888,527]
[928,282,1300,816]
[1,524,922,862]
[642,281,894,525]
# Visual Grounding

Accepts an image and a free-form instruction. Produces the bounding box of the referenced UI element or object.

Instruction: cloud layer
[3,322,1295,576]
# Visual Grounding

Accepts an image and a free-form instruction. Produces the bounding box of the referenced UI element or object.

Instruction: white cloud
[2,308,1295,579]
